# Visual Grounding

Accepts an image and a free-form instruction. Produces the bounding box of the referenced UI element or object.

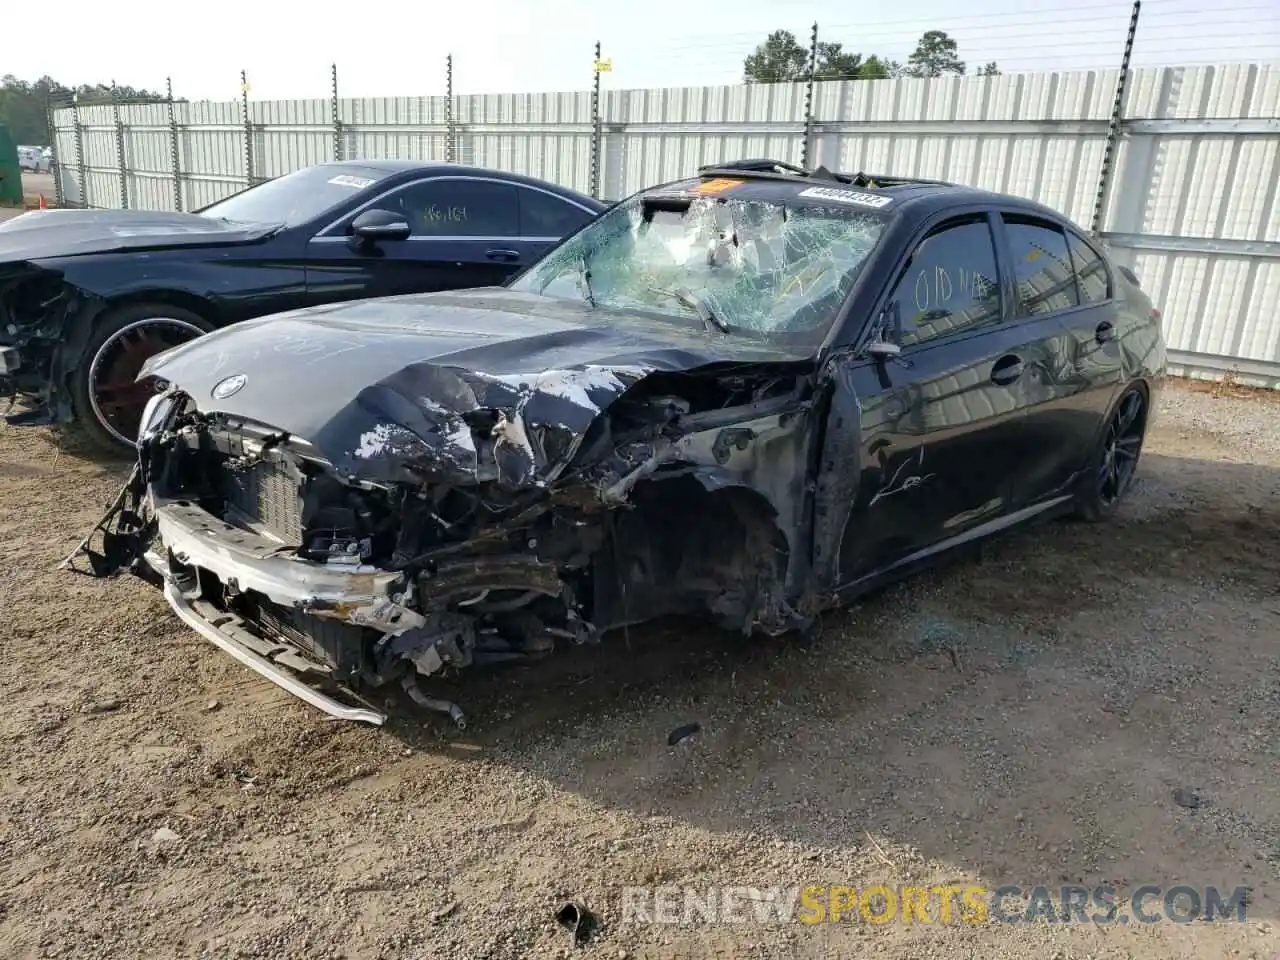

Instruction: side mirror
[864,340,902,361]
[351,208,410,243]
[861,299,905,362]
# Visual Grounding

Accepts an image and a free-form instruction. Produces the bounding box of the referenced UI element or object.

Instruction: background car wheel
[1073,385,1148,522]
[68,303,213,457]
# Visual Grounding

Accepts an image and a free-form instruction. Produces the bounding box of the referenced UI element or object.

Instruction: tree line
[0,75,167,145]
[744,29,999,82]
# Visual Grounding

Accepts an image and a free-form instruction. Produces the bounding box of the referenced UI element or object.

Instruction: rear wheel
[68,303,213,457]
[1073,386,1147,522]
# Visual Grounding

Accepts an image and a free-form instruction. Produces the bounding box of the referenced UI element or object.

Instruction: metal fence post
[331,63,343,162]
[241,69,254,187]
[801,22,819,169]
[590,41,602,199]
[445,54,455,162]
[45,97,64,207]
[111,80,129,209]
[166,77,182,211]
[71,95,88,208]
[1091,0,1142,237]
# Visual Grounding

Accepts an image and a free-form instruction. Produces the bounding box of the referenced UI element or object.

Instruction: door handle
[485,248,521,262]
[1095,320,1115,344]
[990,354,1024,386]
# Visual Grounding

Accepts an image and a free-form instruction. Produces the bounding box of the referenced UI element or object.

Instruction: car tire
[1072,384,1148,523]
[67,302,214,458]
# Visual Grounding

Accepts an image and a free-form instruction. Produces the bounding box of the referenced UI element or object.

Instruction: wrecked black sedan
[0,160,604,453]
[76,160,1166,727]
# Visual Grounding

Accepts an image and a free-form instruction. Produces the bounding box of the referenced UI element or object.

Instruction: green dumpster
[0,123,24,205]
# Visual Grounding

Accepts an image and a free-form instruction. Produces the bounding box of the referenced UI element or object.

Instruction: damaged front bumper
[149,499,424,636]
[75,456,565,730]
[141,500,431,726]
[67,438,444,726]
[158,580,388,725]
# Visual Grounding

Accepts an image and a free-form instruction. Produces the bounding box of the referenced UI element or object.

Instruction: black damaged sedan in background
[77,159,1166,728]
[0,160,605,453]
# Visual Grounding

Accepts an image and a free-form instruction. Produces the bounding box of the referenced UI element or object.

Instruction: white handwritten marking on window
[425,205,468,223]
[910,265,995,316]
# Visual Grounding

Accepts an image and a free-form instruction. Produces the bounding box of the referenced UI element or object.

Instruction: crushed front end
[0,261,92,426]
[77,366,813,727]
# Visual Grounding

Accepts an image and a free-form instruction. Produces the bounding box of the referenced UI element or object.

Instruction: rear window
[513,189,890,346]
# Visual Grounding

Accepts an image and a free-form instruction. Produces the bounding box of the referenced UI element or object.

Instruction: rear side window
[1065,230,1112,302]
[518,187,592,238]
[887,216,1002,347]
[1002,216,1080,318]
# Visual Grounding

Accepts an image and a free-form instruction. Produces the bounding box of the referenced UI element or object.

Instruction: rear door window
[1001,216,1081,318]
[886,216,1003,347]
[518,187,593,238]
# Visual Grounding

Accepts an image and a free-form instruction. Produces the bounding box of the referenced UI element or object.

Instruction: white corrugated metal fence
[48,63,1280,385]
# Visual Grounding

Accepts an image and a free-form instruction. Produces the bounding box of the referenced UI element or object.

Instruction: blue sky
[11,0,1279,100]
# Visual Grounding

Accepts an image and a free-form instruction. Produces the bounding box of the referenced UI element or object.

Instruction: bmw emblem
[211,373,247,400]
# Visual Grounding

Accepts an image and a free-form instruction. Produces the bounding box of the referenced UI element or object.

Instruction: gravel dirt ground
[0,174,51,224]
[20,171,55,205]
[0,173,55,221]
[0,377,1277,960]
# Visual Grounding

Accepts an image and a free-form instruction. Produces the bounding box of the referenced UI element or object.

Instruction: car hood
[142,288,810,487]
[0,208,278,262]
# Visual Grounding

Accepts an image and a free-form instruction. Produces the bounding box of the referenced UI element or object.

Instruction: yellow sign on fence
[594,58,612,73]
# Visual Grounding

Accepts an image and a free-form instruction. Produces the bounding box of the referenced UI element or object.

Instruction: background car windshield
[197,166,391,227]
[512,191,888,342]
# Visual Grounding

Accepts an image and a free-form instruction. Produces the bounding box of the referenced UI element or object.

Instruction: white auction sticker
[796,186,893,208]
[328,175,376,188]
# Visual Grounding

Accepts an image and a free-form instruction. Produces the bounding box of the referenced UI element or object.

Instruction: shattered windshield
[511,190,888,344]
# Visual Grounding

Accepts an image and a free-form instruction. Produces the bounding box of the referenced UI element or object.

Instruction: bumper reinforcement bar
[161,579,387,726]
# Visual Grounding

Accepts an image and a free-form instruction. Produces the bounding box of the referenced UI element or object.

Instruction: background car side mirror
[351,209,411,243]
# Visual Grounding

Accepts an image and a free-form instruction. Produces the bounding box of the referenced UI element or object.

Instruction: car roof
[309,160,607,207]
[646,159,1075,226]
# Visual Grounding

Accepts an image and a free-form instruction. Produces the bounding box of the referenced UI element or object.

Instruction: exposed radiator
[252,599,367,675]
[223,456,304,545]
